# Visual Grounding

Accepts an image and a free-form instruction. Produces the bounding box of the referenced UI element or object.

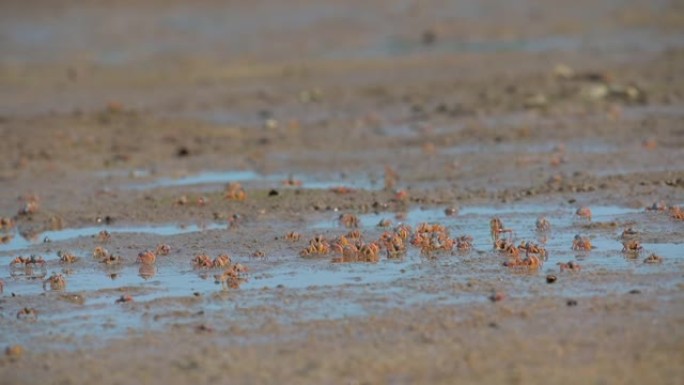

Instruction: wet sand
[1,0,683,384]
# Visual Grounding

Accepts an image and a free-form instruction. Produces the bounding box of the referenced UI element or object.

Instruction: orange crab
[535,217,551,232]
[192,253,214,268]
[196,196,209,206]
[494,239,519,258]
[394,224,412,241]
[670,206,684,220]
[572,235,592,251]
[175,195,189,206]
[338,213,360,229]
[43,273,66,291]
[576,207,592,221]
[384,234,406,258]
[504,254,541,269]
[643,253,663,264]
[0,234,12,244]
[284,231,301,242]
[621,240,643,253]
[10,255,46,268]
[558,261,581,272]
[213,254,232,268]
[329,186,355,194]
[137,251,156,265]
[300,235,330,257]
[490,217,514,242]
[97,230,111,243]
[518,241,548,259]
[92,246,109,259]
[224,183,246,201]
[16,307,37,321]
[18,195,40,216]
[455,235,473,251]
[282,176,302,187]
[100,254,123,265]
[58,250,78,264]
[0,217,14,231]
[214,263,249,288]
[155,244,171,256]
[115,295,134,304]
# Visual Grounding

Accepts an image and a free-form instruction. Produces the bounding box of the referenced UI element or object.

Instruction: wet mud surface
[1,0,683,384]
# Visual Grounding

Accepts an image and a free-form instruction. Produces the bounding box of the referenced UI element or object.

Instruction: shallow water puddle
[119,170,378,191]
[1,203,680,349]
[0,223,226,253]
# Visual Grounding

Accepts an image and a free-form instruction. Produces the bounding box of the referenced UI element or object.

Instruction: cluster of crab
[330,231,382,263]
[490,217,546,269]
[619,227,663,264]
[92,246,124,265]
[299,232,378,263]
[9,255,48,278]
[297,220,473,263]
[192,253,249,288]
[411,223,472,254]
[6,254,66,289]
[647,201,683,221]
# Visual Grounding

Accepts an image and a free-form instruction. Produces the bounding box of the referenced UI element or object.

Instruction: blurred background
[3,0,683,65]
[1,0,683,118]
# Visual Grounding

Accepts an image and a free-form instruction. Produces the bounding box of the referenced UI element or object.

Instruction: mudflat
[1,1,683,384]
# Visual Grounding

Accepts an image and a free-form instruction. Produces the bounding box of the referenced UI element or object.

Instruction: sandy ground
[0,0,683,384]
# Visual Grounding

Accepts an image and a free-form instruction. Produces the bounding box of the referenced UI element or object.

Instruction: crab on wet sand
[213,254,232,267]
[43,273,66,291]
[621,240,643,253]
[10,255,47,268]
[0,217,14,231]
[284,231,301,242]
[490,217,514,242]
[58,250,78,263]
[155,244,171,256]
[93,246,110,259]
[137,251,156,265]
[300,235,331,257]
[214,263,249,288]
[576,207,592,220]
[643,253,663,264]
[192,253,214,268]
[572,235,592,251]
[16,307,37,321]
[504,254,542,269]
[338,213,360,228]
[558,261,581,272]
[224,182,246,201]
[535,216,551,232]
[115,295,134,303]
